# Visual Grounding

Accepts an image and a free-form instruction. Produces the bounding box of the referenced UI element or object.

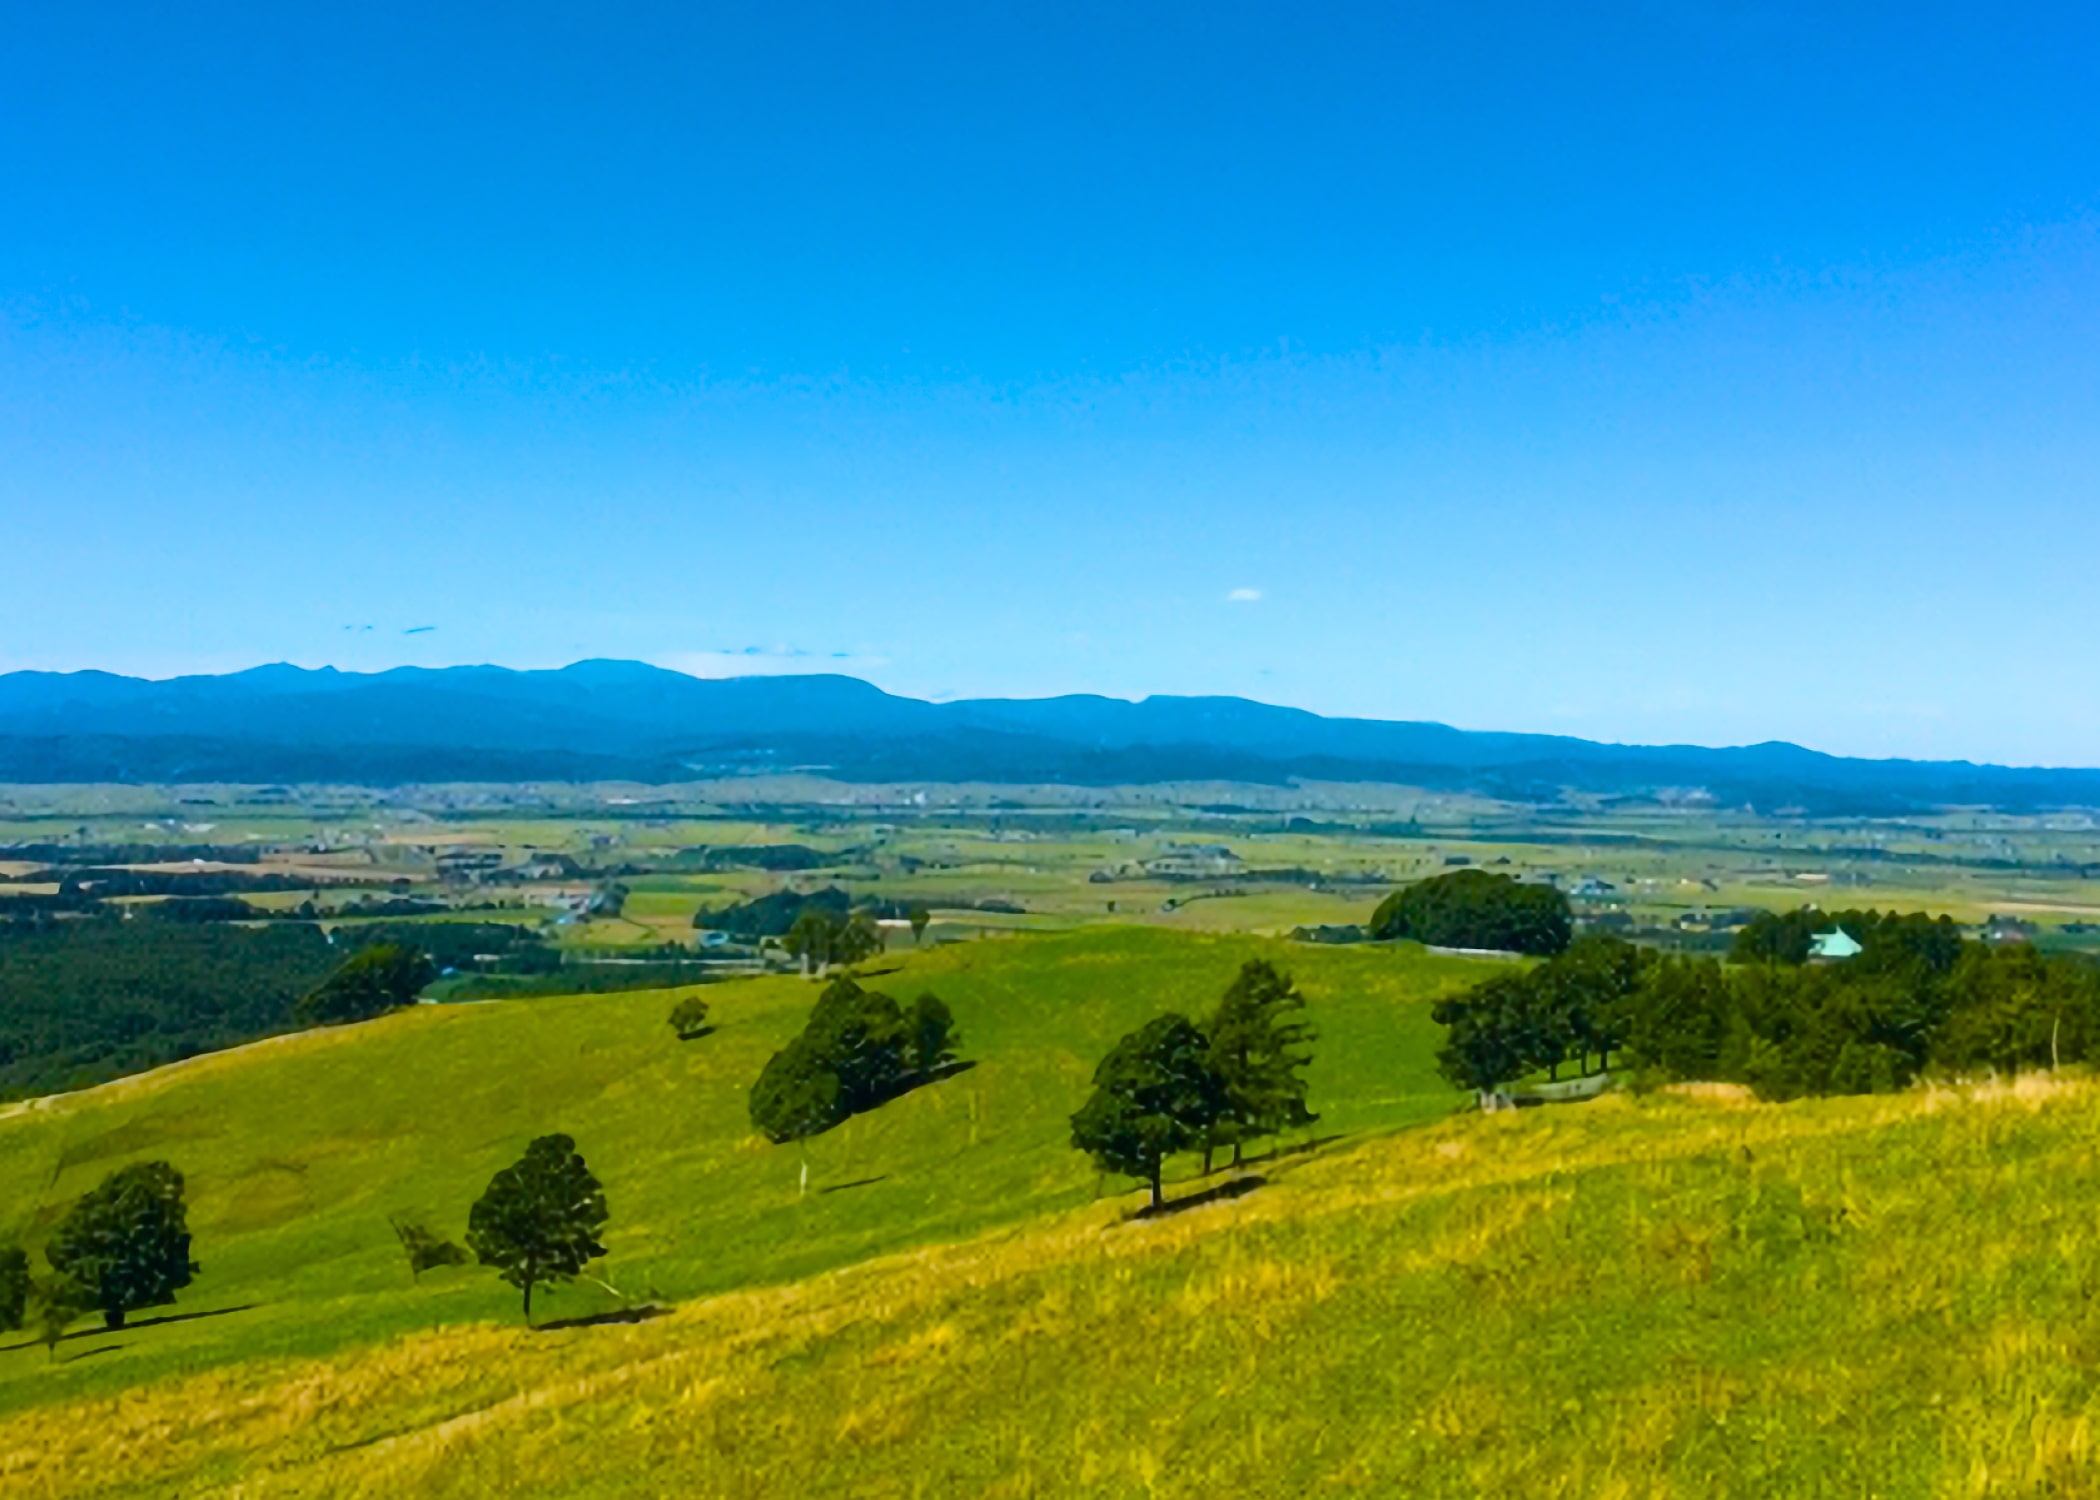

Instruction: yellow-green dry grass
[7,1075,2100,1496]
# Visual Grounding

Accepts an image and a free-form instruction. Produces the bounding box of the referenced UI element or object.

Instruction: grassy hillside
[7,1074,2100,1496]
[0,926,1482,1418]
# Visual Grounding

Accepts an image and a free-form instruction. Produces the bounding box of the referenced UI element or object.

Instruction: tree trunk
[523,1259,537,1325]
[1202,1144,1214,1175]
[1148,1160,1163,1209]
[1232,1139,1244,1169]
[103,1307,125,1331]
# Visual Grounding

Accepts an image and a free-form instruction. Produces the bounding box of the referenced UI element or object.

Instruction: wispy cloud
[403,625,436,635]
[657,647,890,679]
[1226,587,1263,603]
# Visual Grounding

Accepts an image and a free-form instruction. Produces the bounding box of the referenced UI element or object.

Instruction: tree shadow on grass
[0,1302,260,1355]
[1129,1174,1268,1222]
[1264,1132,1349,1163]
[674,1025,718,1042]
[535,1303,671,1333]
[820,1175,890,1195]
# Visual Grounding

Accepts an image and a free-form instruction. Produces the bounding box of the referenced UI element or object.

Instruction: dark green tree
[45,1161,198,1330]
[832,912,885,969]
[906,992,961,1077]
[908,903,932,945]
[1205,960,1317,1168]
[748,1036,844,1195]
[1368,870,1571,956]
[1070,1014,1227,1209]
[1535,934,1648,1075]
[390,1217,470,1283]
[294,942,435,1026]
[785,908,840,975]
[1431,975,1535,1103]
[29,1275,85,1360]
[667,995,712,1039]
[0,1246,28,1332]
[466,1135,610,1323]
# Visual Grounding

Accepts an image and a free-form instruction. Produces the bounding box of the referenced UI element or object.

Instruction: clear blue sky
[5,2,2099,764]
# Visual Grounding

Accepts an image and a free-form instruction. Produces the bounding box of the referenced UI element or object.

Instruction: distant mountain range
[0,660,2093,814]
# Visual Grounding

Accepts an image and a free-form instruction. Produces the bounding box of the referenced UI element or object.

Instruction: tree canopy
[45,1160,198,1330]
[748,977,963,1147]
[1369,870,1572,955]
[1433,917,2100,1103]
[1070,1013,1228,1209]
[1204,960,1316,1168]
[466,1134,610,1322]
[293,942,435,1026]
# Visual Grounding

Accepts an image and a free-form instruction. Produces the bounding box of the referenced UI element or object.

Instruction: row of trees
[1431,909,2100,1101]
[1069,961,1316,1208]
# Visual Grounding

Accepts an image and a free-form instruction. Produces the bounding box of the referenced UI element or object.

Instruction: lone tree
[45,1160,198,1330]
[667,995,712,1040]
[0,1246,28,1332]
[390,1217,470,1283]
[908,903,932,945]
[466,1134,609,1324]
[295,942,435,1026]
[1070,1014,1227,1209]
[1369,870,1572,956]
[1205,960,1317,1169]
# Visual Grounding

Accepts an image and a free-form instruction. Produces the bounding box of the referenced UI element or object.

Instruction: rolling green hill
[7,1070,2100,1496]
[0,927,1481,1425]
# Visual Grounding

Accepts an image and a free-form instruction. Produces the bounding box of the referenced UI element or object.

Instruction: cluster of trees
[1070,960,1315,1208]
[1369,869,1572,956]
[1730,907,1963,970]
[749,977,963,1162]
[695,887,933,955]
[0,919,339,1099]
[0,1160,198,1355]
[1431,935,1643,1098]
[784,908,886,974]
[694,886,851,939]
[1431,908,2100,1101]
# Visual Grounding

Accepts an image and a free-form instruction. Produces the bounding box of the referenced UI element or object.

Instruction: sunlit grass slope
[0,927,1480,1416]
[8,1076,2100,1497]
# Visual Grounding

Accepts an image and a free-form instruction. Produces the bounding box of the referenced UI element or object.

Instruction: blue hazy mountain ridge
[0,661,2092,812]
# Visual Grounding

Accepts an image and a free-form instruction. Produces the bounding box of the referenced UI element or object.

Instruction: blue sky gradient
[5,2,2099,762]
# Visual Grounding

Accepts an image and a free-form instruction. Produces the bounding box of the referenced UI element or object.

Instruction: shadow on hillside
[821,1174,890,1195]
[1265,1132,1349,1163]
[535,1303,671,1333]
[1131,1174,1267,1221]
[0,1302,260,1356]
[675,1025,718,1042]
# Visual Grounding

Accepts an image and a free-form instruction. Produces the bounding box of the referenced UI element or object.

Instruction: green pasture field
[0,926,1488,1420]
[9,1066,2100,1494]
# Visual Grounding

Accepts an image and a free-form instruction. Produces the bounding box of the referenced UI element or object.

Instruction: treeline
[0,920,339,1098]
[1433,908,2100,1101]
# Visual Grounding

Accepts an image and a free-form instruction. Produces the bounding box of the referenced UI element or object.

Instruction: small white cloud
[1227,587,1263,603]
